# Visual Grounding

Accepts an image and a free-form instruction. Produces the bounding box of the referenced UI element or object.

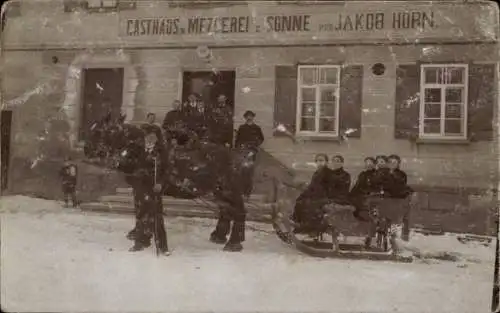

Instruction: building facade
[1,0,499,233]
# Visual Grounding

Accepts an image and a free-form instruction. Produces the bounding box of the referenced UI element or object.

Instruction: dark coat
[140,123,163,143]
[162,109,183,131]
[235,123,264,150]
[60,163,78,186]
[298,166,332,201]
[385,169,413,198]
[327,167,351,204]
[371,168,391,194]
[123,144,170,194]
[182,102,207,136]
[350,169,377,196]
[207,103,233,146]
[292,166,332,231]
[162,109,190,143]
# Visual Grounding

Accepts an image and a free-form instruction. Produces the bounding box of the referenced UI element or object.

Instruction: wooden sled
[271,198,413,263]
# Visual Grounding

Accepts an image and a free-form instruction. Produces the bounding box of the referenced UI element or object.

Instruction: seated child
[327,154,351,205]
[371,155,391,196]
[291,153,332,233]
[350,156,377,220]
[385,154,413,199]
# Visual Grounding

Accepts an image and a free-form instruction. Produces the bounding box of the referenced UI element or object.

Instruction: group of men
[161,93,235,147]
[126,93,265,254]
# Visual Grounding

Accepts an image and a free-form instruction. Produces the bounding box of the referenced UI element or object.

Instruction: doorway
[181,70,236,144]
[79,68,124,141]
[1,110,12,192]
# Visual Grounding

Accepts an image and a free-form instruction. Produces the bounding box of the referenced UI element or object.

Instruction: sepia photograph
[0,0,499,312]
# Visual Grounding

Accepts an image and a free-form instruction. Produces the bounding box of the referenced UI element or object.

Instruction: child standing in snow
[59,156,78,208]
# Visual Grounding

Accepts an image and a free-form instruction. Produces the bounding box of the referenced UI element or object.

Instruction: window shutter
[394,64,420,139]
[468,64,495,141]
[339,65,363,138]
[274,66,297,136]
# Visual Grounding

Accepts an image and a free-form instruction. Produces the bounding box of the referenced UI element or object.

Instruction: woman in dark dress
[291,153,332,233]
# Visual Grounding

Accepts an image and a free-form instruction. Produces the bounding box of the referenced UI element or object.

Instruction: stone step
[80,202,273,224]
[99,195,274,214]
[114,187,267,202]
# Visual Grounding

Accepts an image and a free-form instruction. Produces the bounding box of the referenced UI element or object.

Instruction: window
[64,0,136,12]
[296,65,340,136]
[87,0,118,10]
[420,64,468,139]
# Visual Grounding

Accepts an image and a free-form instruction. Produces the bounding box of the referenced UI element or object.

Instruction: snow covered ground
[0,195,496,312]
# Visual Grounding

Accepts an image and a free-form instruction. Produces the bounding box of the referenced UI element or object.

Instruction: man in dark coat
[183,93,207,140]
[234,110,264,198]
[162,100,186,144]
[128,132,170,255]
[207,94,234,147]
[141,113,163,143]
[327,155,351,205]
[208,144,247,252]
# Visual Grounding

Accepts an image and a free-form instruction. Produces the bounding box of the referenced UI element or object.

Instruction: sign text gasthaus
[125,11,435,37]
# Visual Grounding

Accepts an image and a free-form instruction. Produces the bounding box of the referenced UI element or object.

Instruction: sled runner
[271,180,413,262]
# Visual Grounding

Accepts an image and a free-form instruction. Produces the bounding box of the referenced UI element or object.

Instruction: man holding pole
[128,132,170,256]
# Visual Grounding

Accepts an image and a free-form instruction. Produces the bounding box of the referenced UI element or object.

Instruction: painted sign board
[2,1,498,49]
[117,1,498,46]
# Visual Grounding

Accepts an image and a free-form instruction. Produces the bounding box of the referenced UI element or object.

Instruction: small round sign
[196,45,211,59]
[372,63,386,76]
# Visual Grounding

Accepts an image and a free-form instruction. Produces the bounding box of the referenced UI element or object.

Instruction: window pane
[301,88,316,102]
[300,68,317,85]
[424,68,438,84]
[320,88,336,102]
[300,117,315,131]
[424,88,441,102]
[319,67,338,84]
[88,0,102,7]
[444,119,463,135]
[319,118,336,132]
[301,102,316,116]
[320,102,335,116]
[103,0,118,7]
[424,102,441,118]
[445,88,463,103]
[447,67,465,84]
[445,103,462,119]
[423,119,441,134]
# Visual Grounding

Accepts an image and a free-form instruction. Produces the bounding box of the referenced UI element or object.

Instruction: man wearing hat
[207,94,234,147]
[235,110,264,198]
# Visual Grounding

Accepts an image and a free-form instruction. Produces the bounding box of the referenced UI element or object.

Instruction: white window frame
[419,63,468,140]
[296,65,341,137]
[87,0,118,10]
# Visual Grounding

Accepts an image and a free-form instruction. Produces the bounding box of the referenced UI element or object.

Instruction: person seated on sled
[386,154,413,199]
[326,154,352,206]
[371,155,391,196]
[350,156,377,221]
[290,153,332,234]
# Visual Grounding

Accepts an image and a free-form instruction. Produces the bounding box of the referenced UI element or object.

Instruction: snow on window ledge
[295,133,341,142]
[415,137,471,145]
